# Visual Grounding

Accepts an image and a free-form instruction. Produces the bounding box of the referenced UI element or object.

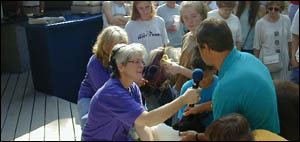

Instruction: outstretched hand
[183,105,201,117]
[179,130,197,141]
[163,62,181,75]
[183,101,212,117]
[180,131,208,141]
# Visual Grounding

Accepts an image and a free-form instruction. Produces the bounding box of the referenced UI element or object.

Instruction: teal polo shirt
[212,47,280,134]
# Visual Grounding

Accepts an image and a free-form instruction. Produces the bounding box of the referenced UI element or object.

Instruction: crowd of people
[77,1,299,141]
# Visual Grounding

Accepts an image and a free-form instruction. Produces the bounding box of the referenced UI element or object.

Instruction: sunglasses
[268,7,280,12]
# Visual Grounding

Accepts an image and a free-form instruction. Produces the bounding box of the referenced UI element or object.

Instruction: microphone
[189,68,203,107]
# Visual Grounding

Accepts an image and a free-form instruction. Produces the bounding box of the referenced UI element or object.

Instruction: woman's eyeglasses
[128,60,145,66]
[268,7,280,12]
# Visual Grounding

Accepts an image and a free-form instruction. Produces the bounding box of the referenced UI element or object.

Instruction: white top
[125,16,169,61]
[102,1,129,28]
[208,9,242,45]
[254,14,293,80]
[157,3,184,47]
[291,9,299,63]
[23,1,40,6]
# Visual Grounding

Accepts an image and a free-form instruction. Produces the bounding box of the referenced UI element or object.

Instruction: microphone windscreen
[192,68,203,82]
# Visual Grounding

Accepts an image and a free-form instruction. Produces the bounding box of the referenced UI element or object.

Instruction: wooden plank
[14,73,35,141]
[1,73,10,96]
[58,98,75,141]
[71,103,82,141]
[29,91,46,141]
[1,73,18,131]
[1,72,28,141]
[45,96,59,141]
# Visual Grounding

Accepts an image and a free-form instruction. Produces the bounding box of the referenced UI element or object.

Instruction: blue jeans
[77,98,91,129]
[290,66,299,84]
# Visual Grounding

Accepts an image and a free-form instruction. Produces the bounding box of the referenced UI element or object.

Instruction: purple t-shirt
[78,54,112,100]
[82,78,145,141]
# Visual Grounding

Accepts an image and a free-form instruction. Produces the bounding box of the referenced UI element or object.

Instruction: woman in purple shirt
[82,43,201,141]
[77,26,128,129]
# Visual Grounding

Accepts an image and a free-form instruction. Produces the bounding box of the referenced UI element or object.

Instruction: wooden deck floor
[1,72,82,141]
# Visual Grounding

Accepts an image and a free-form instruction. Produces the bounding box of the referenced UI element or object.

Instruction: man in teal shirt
[183,17,280,134]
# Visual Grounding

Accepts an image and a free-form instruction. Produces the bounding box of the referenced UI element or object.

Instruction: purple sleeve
[100,87,145,127]
[87,56,111,92]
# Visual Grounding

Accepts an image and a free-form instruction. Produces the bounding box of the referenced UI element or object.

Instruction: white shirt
[125,16,169,61]
[291,9,299,63]
[102,1,128,28]
[208,9,242,45]
[157,3,184,47]
[254,14,293,80]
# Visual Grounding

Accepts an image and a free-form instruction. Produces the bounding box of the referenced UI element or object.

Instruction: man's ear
[203,43,214,55]
[203,43,210,51]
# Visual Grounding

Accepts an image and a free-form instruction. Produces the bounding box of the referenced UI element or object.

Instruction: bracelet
[195,133,200,141]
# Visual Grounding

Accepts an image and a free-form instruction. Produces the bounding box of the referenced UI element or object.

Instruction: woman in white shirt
[254,1,292,80]
[125,1,169,62]
[157,1,185,48]
[208,1,242,50]
[102,1,131,28]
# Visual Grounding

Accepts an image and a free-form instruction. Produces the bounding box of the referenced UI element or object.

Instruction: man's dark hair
[196,18,234,52]
[192,46,215,71]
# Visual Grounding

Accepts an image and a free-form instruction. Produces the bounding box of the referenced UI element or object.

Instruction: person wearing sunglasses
[254,1,293,80]
[81,43,201,141]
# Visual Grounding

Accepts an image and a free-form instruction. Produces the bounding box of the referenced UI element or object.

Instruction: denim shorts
[77,98,91,129]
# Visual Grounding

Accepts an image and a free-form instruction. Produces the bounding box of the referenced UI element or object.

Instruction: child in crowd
[180,113,287,141]
[125,1,169,62]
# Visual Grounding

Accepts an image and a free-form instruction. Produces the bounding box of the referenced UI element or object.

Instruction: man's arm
[183,101,213,117]
[290,35,299,68]
[254,49,260,58]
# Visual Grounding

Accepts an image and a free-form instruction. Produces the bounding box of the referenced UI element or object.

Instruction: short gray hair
[110,43,147,78]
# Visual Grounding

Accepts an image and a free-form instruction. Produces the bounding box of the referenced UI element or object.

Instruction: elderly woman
[81,43,201,141]
[254,1,292,80]
[77,26,128,129]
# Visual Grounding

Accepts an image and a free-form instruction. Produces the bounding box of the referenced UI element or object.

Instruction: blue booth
[25,14,103,103]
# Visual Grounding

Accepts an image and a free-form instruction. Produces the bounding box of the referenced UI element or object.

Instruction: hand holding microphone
[189,68,203,107]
